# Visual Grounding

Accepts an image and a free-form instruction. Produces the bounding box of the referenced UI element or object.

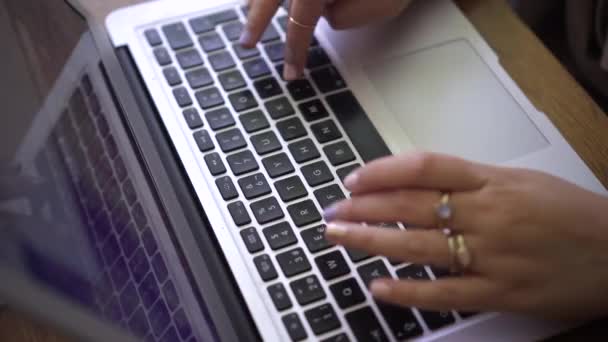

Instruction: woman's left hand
[323,152,608,320]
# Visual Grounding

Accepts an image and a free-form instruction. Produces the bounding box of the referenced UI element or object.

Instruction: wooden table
[2,0,608,341]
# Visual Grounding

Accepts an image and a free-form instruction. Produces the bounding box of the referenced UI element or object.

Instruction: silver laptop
[1,0,604,341]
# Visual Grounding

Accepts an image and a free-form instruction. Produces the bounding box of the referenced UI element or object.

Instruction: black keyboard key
[251,131,282,155]
[357,260,391,288]
[345,307,389,342]
[276,117,307,141]
[396,265,430,281]
[234,44,260,60]
[208,51,236,72]
[128,248,150,284]
[149,299,171,337]
[218,70,246,91]
[189,16,214,34]
[314,184,346,209]
[260,24,280,43]
[254,254,278,281]
[263,221,297,250]
[275,176,307,202]
[307,47,330,69]
[283,313,307,342]
[206,107,235,130]
[330,278,366,309]
[459,311,479,319]
[288,139,320,163]
[268,283,292,311]
[238,173,271,199]
[265,97,295,119]
[311,120,342,143]
[430,266,451,279]
[251,197,284,224]
[305,303,341,336]
[254,77,283,99]
[378,303,423,340]
[162,281,180,312]
[216,176,239,200]
[301,225,333,253]
[322,333,350,342]
[173,87,192,107]
[208,9,239,25]
[199,33,225,53]
[240,227,264,253]
[196,87,224,109]
[222,21,243,41]
[324,141,355,166]
[144,28,162,46]
[316,250,350,280]
[287,79,316,101]
[261,154,292,179]
[185,67,213,89]
[204,152,226,175]
[264,41,285,62]
[298,99,329,122]
[182,108,203,129]
[337,164,360,184]
[277,247,311,277]
[243,58,271,79]
[347,249,371,263]
[193,130,214,152]
[228,201,251,226]
[420,310,456,331]
[301,161,334,187]
[311,66,346,93]
[277,15,288,32]
[287,199,321,227]
[227,150,259,175]
[216,128,246,152]
[154,47,171,66]
[163,67,182,86]
[162,23,193,50]
[290,275,325,305]
[229,90,258,112]
[327,91,392,162]
[176,49,203,69]
[240,110,270,133]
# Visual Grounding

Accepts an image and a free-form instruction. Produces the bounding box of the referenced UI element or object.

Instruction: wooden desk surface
[2,0,607,341]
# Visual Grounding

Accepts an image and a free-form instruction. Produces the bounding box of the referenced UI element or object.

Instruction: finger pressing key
[241,0,282,48]
[284,0,325,80]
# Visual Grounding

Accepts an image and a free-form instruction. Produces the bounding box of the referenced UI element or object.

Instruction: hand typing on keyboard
[240,0,413,80]
[323,151,608,321]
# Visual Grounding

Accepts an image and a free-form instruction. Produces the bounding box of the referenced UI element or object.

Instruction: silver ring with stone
[435,192,452,229]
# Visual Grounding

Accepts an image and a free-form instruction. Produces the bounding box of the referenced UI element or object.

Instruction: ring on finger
[288,15,316,29]
[447,233,473,273]
[435,192,453,229]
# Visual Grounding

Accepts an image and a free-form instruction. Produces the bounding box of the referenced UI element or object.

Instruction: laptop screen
[0,1,216,341]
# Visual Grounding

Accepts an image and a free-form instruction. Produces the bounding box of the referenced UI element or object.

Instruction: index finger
[241,0,282,48]
[284,0,325,80]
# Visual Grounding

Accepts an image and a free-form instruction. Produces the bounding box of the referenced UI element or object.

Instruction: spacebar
[326,91,392,163]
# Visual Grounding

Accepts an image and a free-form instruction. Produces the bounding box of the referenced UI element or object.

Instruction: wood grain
[1,0,607,341]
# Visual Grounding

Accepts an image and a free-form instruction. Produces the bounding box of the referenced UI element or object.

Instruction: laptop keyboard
[52,72,197,342]
[142,5,476,341]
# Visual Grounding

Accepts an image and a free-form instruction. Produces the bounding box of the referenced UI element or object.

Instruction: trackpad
[365,40,548,164]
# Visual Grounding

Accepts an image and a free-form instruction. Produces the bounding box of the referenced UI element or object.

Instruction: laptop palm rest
[364,39,549,164]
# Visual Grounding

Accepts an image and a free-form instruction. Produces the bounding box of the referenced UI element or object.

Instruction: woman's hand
[323,152,608,320]
[241,0,412,80]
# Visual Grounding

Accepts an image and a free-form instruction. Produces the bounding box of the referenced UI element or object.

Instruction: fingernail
[323,205,339,222]
[325,222,349,239]
[370,280,392,297]
[343,172,359,190]
[283,63,298,80]
[239,29,253,46]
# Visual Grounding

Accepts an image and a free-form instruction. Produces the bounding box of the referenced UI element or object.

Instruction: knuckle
[408,152,435,180]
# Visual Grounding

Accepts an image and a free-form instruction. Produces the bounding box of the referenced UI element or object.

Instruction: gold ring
[435,192,452,229]
[447,234,473,273]
[289,16,316,29]
[447,235,458,274]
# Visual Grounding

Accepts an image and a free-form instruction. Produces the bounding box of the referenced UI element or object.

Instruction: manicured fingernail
[323,205,339,222]
[239,29,253,46]
[325,222,349,239]
[370,280,392,297]
[283,63,298,80]
[343,172,359,190]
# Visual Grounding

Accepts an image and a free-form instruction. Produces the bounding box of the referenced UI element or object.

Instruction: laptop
[0,0,605,341]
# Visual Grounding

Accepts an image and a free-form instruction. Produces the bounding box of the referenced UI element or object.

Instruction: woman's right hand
[240,0,413,80]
